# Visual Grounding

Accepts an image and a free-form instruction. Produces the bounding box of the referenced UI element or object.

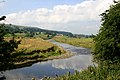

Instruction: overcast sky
[0,0,116,34]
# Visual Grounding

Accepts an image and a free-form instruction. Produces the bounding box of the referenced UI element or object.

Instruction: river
[2,41,94,80]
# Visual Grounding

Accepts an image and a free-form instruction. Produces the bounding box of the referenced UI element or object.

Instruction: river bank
[14,50,73,69]
[3,41,93,80]
[52,36,94,49]
[44,38,120,80]
[1,38,73,71]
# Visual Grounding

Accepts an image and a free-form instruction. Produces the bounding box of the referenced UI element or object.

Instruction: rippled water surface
[2,41,93,80]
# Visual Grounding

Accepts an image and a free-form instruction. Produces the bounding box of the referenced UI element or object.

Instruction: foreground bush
[93,1,120,63]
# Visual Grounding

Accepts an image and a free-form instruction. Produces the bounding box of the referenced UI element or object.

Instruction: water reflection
[52,41,91,55]
[51,55,93,71]
[3,41,93,80]
[39,41,93,71]
[4,62,74,80]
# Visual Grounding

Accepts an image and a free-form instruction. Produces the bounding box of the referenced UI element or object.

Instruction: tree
[0,16,6,21]
[0,24,20,71]
[93,1,120,63]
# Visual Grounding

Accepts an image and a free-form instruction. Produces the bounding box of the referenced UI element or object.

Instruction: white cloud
[5,0,115,34]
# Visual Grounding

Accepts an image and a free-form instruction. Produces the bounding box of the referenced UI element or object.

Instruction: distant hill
[1,24,73,39]
[1,24,94,39]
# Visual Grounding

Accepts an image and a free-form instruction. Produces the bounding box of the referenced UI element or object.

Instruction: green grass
[5,38,66,64]
[53,36,94,49]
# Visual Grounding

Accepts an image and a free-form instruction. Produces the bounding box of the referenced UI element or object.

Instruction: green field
[53,36,94,49]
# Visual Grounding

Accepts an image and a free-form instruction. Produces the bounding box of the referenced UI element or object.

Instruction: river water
[2,41,94,80]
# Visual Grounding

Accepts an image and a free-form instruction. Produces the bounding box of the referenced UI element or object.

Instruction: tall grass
[17,38,54,53]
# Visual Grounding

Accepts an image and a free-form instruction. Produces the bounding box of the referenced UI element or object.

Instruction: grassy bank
[5,38,72,68]
[53,36,94,49]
